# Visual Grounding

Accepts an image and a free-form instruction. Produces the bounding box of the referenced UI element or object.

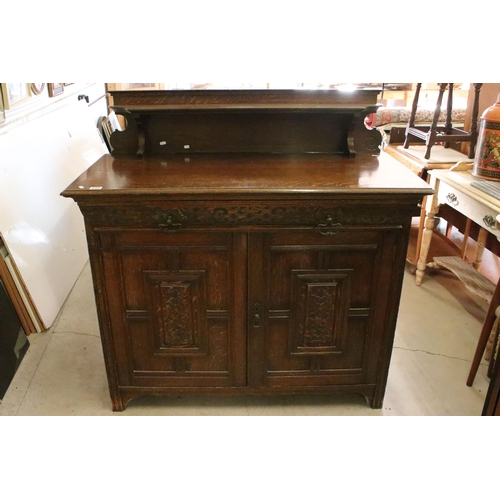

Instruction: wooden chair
[482,314,500,415]
[467,275,500,387]
[404,83,482,160]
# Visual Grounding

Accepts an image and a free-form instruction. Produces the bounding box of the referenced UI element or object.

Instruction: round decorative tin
[473,93,500,181]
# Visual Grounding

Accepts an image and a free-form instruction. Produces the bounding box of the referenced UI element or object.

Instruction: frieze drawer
[80,202,415,231]
[438,181,500,237]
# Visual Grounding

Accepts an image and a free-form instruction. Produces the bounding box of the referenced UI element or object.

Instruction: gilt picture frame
[0,85,5,123]
[0,83,32,109]
[48,83,64,97]
[31,83,46,95]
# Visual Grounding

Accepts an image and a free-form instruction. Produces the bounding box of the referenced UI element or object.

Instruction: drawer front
[438,181,500,236]
[80,200,416,231]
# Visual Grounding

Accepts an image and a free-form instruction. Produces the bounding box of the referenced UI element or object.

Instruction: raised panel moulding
[144,270,208,356]
[290,269,353,355]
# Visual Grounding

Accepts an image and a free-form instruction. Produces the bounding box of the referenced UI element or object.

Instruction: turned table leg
[415,186,440,285]
[473,227,488,271]
[414,205,426,264]
[415,210,437,285]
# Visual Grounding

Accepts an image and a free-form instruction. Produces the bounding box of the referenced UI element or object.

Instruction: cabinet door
[247,229,405,390]
[100,230,246,389]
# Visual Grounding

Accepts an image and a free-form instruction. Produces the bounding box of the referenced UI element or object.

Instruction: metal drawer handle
[317,213,342,236]
[483,215,496,228]
[446,193,458,205]
[153,209,187,232]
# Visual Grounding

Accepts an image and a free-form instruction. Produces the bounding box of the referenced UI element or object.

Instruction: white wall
[0,83,108,329]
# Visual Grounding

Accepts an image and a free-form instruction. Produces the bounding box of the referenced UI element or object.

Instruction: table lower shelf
[431,255,495,303]
[407,223,497,301]
[406,224,464,267]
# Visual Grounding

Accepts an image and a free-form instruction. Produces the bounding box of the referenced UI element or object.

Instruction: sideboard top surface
[62,152,432,201]
[108,88,382,111]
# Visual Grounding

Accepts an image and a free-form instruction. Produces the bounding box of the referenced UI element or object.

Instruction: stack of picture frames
[48,83,74,97]
[1,83,75,111]
[48,83,64,97]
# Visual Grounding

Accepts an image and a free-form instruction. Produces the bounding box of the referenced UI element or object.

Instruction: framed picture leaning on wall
[0,83,31,109]
[31,83,45,95]
[48,83,64,97]
[0,85,5,122]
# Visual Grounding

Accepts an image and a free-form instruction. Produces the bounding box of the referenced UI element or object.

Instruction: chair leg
[467,276,500,386]
[482,351,500,415]
[485,312,499,361]
[404,83,422,149]
[488,319,500,378]
[468,83,483,159]
[443,83,454,149]
[425,83,447,159]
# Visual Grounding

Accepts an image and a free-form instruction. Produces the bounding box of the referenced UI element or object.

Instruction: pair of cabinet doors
[97,226,402,399]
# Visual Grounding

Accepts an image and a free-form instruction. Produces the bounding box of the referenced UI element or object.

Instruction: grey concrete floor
[0,244,493,416]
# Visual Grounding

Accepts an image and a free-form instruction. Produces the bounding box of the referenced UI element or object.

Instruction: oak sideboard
[62,89,432,411]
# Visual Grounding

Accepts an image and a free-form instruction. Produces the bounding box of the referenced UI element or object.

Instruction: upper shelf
[106,89,384,158]
[108,88,383,111]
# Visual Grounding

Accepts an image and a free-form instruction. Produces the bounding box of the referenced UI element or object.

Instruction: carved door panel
[247,229,401,389]
[100,230,247,389]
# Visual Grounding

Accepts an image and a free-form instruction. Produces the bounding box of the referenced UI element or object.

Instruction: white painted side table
[416,169,500,286]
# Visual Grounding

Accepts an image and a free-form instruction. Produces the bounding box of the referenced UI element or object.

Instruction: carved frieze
[83,203,412,230]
